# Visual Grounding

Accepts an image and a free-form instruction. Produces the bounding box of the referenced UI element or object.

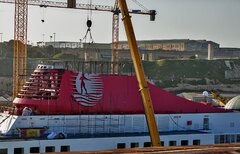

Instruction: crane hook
[87,20,92,28]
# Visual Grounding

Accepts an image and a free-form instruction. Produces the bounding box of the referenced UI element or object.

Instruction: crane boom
[210,90,230,105]
[118,0,161,147]
[0,0,155,15]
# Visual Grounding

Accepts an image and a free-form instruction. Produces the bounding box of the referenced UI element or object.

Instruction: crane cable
[87,0,92,21]
[82,0,93,43]
[40,4,47,23]
[131,0,149,12]
[81,0,100,60]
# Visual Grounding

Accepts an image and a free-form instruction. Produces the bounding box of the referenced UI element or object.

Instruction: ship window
[144,142,152,147]
[215,135,220,144]
[30,147,40,153]
[61,146,70,152]
[169,141,176,146]
[226,135,230,143]
[231,135,235,143]
[181,140,188,146]
[237,135,240,142]
[220,135,225,143]
[45,146,55,152]
[14,148,24,154]
[130,142,139,148]
[0,148,8,154]
[193,139,200,145]
[161,141,164,146]
[117,143,126,149]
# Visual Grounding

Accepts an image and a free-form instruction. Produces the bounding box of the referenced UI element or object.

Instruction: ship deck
[0,130,209,142]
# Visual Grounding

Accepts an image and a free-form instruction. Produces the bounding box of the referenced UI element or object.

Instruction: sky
[0,0,240,48]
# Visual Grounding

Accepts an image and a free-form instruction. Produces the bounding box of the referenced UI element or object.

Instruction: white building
[37,41,83,49]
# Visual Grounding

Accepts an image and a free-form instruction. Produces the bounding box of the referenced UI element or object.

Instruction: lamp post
[0,33,2,42]
[53,33,56,42]
[42,34,45,46]
[0,33,2,56]
[53,33,56,54]
[53,33,56,47]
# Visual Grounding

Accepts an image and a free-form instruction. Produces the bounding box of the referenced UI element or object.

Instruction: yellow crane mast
[111,0,120,74]
[13,0,28,99]
[119,0,161,146]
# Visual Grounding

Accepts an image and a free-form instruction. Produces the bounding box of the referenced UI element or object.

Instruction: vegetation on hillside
[141,59,240,88]
[0,40,60,59]
[1,40,240,93]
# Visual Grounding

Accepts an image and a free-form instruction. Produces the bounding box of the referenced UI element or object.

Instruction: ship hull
[1,112,240,153]
[0,133,214,153]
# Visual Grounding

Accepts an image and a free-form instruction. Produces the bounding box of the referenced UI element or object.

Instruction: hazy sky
[0,0,240,48]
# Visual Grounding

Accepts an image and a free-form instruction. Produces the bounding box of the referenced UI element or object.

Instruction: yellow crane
[13,0,28,100]
[119,0,161,146]
[210,90,230,106]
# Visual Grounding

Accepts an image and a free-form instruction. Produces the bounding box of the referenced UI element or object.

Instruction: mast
[118,0,161,146]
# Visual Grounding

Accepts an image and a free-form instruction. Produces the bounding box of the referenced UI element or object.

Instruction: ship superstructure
[13,64,229,115]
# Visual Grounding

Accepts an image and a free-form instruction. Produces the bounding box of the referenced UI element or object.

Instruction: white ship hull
[1,112,240,153]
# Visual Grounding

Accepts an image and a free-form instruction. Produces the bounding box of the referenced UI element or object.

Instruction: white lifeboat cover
[225,95,240,110]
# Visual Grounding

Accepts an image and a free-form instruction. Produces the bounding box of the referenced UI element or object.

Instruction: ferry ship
[0,64,240,154]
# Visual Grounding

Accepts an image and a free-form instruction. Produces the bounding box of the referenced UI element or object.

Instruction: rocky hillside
[141,59,240,94]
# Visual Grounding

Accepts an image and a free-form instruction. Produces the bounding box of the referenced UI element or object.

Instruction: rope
[168,114,187,130]
[0,114,11,125]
